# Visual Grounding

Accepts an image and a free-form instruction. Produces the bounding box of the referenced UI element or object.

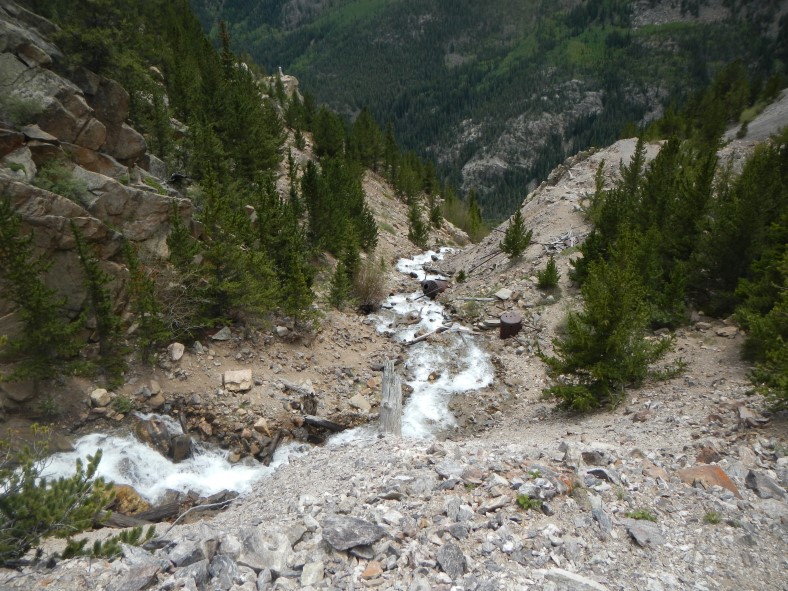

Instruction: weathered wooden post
[379,359,402,436]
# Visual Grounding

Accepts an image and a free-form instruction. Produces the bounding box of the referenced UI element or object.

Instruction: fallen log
[303,415,346,432]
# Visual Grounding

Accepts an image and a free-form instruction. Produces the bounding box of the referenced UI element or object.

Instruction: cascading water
[331,248,494,442]
[43,249,493,501]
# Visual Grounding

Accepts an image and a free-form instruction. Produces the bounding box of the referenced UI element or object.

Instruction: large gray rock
[746,470,787,500]
[436,541,466,580]
[62,142,127,179]
[321,515,386,551]
[208,554,239,591]
[233,528,291,573]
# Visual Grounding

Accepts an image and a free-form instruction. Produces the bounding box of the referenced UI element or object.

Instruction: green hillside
[191,0,785,220]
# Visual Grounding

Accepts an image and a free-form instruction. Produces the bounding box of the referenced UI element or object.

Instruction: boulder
[234,528,291,573]
[16,41,54,68]
[437,541,466,580]
[169,342,185,362]
[0,380,35,403]
[62,142,127,179]
[73,116,106,150]
[103,122,146,163]
[90,388,111,407]
[2,146,35,180]
[111,484,151,515]
[322,515,386,551]
[348,394,372,412]
[223,369,252,392]
[88,76,130,125]
[536,569,609,591]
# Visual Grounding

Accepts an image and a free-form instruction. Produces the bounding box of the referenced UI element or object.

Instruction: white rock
[494,288,513,300]
[301,561,324,586]
[223,369,253,392]
[169,342,185,362]
[349,394,372,412]
[90,388,111,407]
[536,568,609,590]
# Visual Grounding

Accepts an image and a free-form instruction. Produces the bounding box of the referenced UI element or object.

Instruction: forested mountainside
[190,0,788,220]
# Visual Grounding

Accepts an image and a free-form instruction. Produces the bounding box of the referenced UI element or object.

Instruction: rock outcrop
[0,0,192,384]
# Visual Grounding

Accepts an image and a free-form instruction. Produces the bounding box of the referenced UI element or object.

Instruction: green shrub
[407,200,429,248]
[537,256,560,288]
[516,494,542,510]
[703,511,721,525]
[0,94,43,127]
[0,425,113,566]
[625,509,657,521]
[32,162,90,206]
[353,256,387,312]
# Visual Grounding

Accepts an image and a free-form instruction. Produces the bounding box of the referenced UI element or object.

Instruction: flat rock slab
[537,568,610,591]
[746,470,787,500]
[678,464,741,498]
[436,541,466,580]
[494,288,513,300]
[322,515,386,551]
[622,519,665,547]
[223,369,252,392]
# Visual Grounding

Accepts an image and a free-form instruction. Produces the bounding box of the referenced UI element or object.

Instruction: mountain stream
[44,249,493,503]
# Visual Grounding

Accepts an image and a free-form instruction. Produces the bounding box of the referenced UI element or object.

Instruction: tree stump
[379,359,402,436]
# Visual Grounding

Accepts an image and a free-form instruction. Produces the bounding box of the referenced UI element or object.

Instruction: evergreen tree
[407,200,429,248]
[0,198,82,387]
[0,425,112,566]
[329,261,352,309]
[541,234,675,411]
[72,223,126,386]
[499,207,532,259]
[123,241,170,363]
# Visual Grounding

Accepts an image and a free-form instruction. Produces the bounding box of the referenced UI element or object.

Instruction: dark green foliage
[542,236,675,411]
[302,158,378,255]
[72,223,126,386]
[537,256,560,289]
[63,525,155,560]
[499,208,532,259]
[192,0,782,220]
[329,261,352,308]
[0,197,82,385]
[407,200,429,248]
[693,140,787,317]
[123,241,171,363]
[0,425,113,566]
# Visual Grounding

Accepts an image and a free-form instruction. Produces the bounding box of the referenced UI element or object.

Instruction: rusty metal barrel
[499,311,523,339]
[422,279,450,300]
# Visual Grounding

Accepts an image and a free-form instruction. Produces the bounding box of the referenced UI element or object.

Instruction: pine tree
[0,425,113,566]
[123,241,170,363]
[72,223,126,386]
[499,208,532,259]
[329,261,352,308]
[541,234,675,411]
[407,200,429,248]
[0,198,82,387]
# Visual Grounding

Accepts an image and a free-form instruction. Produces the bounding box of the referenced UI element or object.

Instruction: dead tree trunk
[379,359,402,436]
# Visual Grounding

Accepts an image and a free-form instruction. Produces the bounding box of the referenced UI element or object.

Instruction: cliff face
[0,0,191,335]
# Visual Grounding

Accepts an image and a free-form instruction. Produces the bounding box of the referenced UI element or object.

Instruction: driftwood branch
[379,359,402,436]
[456,297,496,302]
[405,324,451,346]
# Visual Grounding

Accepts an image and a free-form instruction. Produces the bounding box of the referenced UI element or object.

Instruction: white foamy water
[43,431,307,503]
[331,248,494,443]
